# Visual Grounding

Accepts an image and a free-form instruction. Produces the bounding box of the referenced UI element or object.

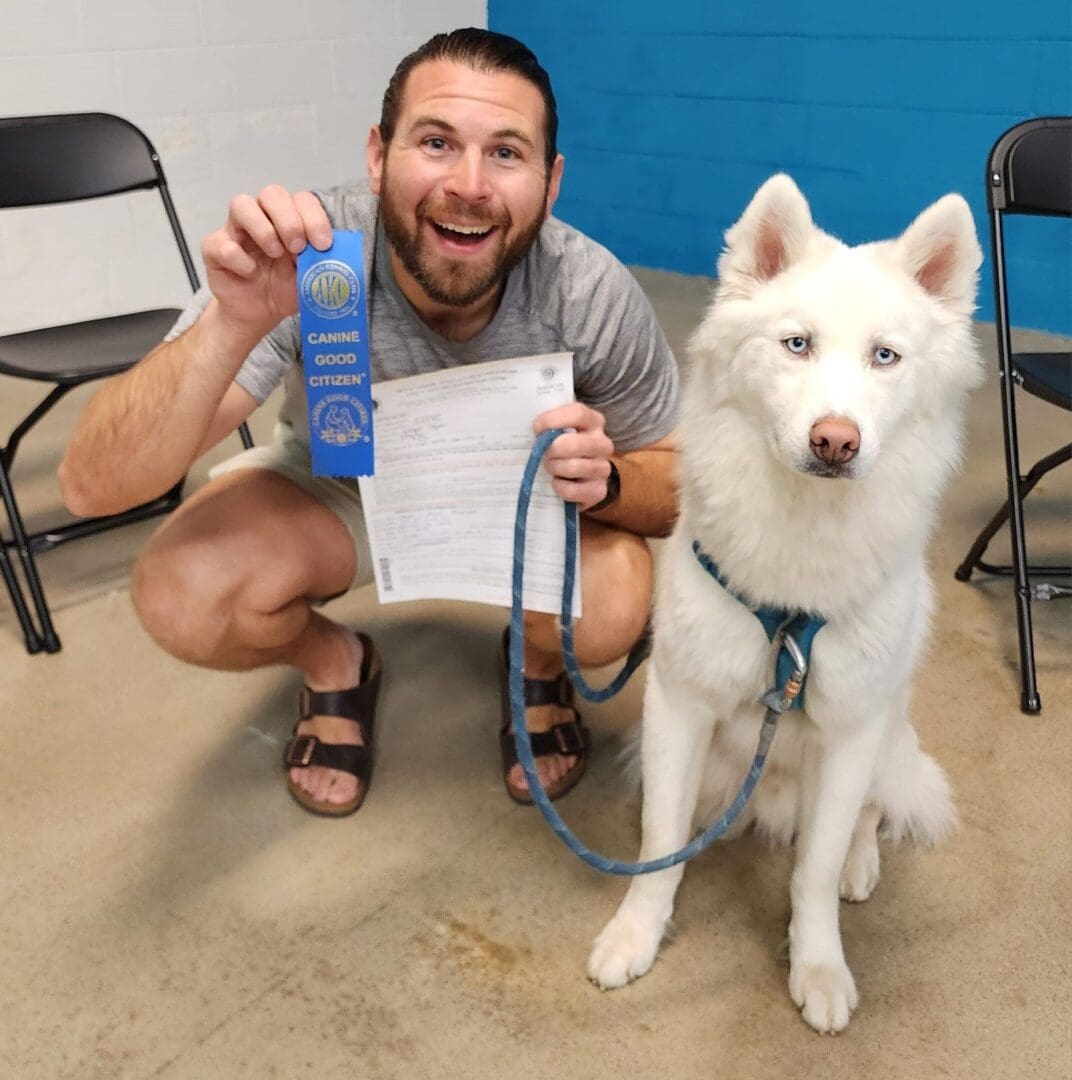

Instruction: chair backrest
[987,116,1072,218]
[0,111,199,291]
[0,112,168,209]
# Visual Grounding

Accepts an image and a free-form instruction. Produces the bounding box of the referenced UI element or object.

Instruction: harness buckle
[780,631,807,681]
[776,630,808,712]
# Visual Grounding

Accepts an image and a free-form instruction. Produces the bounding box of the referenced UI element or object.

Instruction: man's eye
[494,146,519,160]
[423,136,449,151]
[783,336,809,356]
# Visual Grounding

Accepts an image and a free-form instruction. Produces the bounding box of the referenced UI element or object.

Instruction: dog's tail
[874,719,957,847]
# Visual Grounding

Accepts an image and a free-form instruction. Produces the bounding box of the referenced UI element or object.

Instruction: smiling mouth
[430,221,497,247]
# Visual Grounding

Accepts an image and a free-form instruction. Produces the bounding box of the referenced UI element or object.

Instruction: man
[60,29,679,817]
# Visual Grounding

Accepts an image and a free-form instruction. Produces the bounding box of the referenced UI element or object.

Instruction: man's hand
[534,402,615,510]
[201,184,333,341]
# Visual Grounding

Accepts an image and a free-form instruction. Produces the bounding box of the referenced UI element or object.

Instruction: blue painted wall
[489,2,1072,333]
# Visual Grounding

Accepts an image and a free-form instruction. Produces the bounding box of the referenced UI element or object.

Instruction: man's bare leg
[132,468,369,807]
[132,470,638,804]
[509,517,654,795]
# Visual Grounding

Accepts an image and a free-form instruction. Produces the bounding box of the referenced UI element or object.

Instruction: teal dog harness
[691,541,826,710]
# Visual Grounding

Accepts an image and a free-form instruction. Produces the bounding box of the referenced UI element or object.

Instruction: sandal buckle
[284,734,318,767]
[298,687,313,719]
[553,721,588,756]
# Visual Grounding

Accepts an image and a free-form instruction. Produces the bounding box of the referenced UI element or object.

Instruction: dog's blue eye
[873,346,901,367]
[783,336,809,355]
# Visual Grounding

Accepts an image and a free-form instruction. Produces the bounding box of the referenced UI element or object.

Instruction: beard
[378,167,547,308]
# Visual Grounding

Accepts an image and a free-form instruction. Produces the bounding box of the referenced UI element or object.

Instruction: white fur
[587,175,982,1034]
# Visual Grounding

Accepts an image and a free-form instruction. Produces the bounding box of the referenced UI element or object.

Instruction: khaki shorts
[209,422,374,590]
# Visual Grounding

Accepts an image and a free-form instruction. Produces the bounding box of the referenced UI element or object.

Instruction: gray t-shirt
[167,180,679,454]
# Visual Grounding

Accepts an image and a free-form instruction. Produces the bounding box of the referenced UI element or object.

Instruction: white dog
[587,174,983,1033]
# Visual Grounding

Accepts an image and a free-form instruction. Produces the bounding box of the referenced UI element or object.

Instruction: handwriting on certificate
[357,353,580,616]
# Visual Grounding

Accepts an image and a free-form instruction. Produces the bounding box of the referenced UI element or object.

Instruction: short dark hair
[379,28,558,171]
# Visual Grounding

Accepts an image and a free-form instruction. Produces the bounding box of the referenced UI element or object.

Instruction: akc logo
[311,394,370,446]
[301,260,360,319]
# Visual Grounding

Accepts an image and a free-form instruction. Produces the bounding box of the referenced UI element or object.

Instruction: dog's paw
[788,961,859,1034]
[839,841,880,902]
[587,909,666,990]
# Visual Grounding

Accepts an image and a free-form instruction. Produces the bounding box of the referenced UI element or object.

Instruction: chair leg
[997,383,1040,716]
[0,455,61,653]
[955,443,1072,580]
[955,495,1012,582]
[1009,527,1041,714]
[29,477,184,554]
[0,541,42,653]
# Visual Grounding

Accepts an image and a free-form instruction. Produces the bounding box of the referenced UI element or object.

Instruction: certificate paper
[357,353,580,617]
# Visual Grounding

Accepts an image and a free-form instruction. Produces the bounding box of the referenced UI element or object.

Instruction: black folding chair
[0,112,253,655]
[955,116,1071,714]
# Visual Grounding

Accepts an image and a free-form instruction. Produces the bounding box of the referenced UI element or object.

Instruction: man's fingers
[542,430,614,462]
[221,186,329,264]
[544,456,610,482]
[202,230,258,277]
[532,404,613,506]
[225,192,286,258]
[534,401,604,435]
[550,476,606,508]
[255,184,311,255]
[293,190,333,250]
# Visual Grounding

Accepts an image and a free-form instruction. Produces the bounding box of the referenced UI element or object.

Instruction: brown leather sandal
[283,633,382,818]
[497,628,590,805]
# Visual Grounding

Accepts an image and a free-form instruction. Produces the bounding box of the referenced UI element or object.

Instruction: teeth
[436,222,492,236]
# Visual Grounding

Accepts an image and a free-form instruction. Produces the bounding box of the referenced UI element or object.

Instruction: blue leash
[509,429,822,876]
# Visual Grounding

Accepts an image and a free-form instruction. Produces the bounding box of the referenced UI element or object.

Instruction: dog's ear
[718,174,815,291]
[895,194,983,313]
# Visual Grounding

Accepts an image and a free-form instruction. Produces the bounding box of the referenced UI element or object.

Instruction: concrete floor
[1,269,1070,1079]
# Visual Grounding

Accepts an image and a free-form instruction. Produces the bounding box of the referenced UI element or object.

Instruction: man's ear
[717,174,816,293]
[544,153,565,221]
[894,193,982,315]
[366,126,385,195]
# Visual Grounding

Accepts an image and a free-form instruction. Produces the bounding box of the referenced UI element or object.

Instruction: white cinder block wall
[0,1,487,335]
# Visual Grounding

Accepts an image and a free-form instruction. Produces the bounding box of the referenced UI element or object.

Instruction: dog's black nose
[810,418,860,465]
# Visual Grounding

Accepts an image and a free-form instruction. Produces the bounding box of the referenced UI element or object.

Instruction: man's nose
[444,147,492,203]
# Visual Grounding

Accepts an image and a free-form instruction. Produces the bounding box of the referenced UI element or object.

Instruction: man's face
[367,59,564,311]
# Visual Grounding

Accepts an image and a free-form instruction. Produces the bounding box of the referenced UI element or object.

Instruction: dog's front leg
[588,665,716,989]
[788,714,886,1034]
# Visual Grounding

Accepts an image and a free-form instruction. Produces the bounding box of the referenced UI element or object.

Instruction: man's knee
[131,531,239,664]
[600,533,653,636]
[575,525,653,664]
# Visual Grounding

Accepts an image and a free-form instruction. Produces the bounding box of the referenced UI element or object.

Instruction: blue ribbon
[298,231,374,477]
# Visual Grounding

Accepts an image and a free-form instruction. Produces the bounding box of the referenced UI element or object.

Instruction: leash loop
[510,429,795,876]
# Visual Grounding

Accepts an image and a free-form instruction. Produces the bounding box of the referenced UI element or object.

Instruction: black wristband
[587,460,620,513]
